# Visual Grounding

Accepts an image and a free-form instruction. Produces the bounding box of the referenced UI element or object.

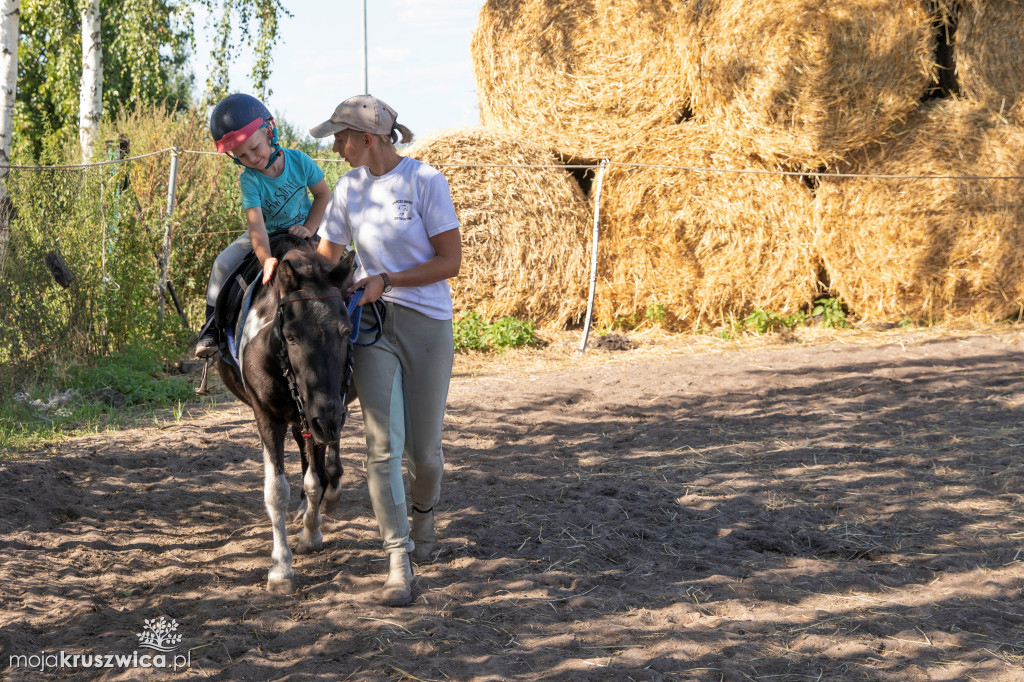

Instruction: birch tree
[79,0,101,162]
[0,0,15,170]
[15,0,288,162]
[0,0,18,273]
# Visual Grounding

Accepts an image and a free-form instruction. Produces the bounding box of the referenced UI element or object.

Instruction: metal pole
[158,147,180,319]
[361,0,369,94]
[578,159,609,353]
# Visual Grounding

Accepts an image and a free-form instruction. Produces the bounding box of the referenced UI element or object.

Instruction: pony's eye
[286,335,297,344]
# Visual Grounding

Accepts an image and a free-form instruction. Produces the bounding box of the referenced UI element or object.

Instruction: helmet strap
[264,122,282,170]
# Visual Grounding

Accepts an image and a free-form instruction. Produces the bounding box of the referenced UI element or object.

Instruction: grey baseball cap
[309,94,398,138]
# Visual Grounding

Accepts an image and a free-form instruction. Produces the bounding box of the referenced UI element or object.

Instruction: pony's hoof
[294,538,322,555]
[267,578,296,595]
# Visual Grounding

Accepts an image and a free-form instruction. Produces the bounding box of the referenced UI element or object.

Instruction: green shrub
[68,344,193,406]
[0,105,348,402]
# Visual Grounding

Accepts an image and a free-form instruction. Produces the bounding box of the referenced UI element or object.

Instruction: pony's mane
[274,238,329,282]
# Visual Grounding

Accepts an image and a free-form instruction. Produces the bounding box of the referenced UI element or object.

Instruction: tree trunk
[0,0,19,277]
[79,0,102,163]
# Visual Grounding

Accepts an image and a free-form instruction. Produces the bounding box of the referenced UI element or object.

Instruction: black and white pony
[211,235,356,594]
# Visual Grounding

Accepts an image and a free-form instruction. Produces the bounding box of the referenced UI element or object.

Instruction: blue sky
[193,0,486,142]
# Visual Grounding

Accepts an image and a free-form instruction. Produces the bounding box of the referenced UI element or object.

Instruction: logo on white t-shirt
[394,199,412,221]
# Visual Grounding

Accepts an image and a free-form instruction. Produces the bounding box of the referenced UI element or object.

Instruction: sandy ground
[2,327,1024,681]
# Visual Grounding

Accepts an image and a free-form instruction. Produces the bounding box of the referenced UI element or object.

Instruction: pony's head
[274,247,357,444]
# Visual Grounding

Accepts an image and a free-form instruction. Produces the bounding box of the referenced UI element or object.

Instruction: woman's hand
[351,273,387,303]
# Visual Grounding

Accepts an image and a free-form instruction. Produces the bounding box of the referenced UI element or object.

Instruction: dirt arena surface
[2,326,1024,681]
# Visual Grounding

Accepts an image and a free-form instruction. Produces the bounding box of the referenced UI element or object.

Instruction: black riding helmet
[210,93,281,167]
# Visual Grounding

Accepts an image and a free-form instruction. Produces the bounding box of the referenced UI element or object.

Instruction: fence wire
[1,146,1022,397]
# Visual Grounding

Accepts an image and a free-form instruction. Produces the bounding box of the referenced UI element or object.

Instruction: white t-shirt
[317,156,460,320]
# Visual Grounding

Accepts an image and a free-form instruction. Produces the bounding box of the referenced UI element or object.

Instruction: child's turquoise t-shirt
[239,148,325,233]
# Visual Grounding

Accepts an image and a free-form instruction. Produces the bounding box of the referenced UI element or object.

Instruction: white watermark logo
[137,617,182,653]
[8,617,191,673]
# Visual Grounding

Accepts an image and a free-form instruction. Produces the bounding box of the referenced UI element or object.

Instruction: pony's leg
[296,442,324,554]
[258,420,295,594]
[293,497,308,524]
[293,425,310,524]
[320,441,344,515]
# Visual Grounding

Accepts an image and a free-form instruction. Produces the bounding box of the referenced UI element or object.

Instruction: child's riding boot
[194,304,218,358]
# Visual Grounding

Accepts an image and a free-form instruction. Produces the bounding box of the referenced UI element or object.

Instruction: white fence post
[158,147,180,319]
[578,158,609,353]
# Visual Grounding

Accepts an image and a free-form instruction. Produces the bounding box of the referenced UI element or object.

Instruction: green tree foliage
[13,0,288,162]
[203,0,287,102]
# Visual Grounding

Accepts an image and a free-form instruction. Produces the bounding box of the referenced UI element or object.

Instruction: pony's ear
[277,258,301,292]
[328,250,357,291]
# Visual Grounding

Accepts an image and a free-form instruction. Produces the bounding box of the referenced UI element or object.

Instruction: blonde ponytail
[392,123,414,145]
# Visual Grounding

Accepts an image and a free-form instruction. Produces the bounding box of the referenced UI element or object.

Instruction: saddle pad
[235,279,275,385]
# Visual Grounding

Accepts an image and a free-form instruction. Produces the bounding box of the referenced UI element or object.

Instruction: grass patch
[454,311,538,353]
[1,344,199,455]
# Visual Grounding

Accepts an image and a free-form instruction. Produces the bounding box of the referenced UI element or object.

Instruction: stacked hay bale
[937,0,1024,119]
[688,0,936,169]
[598,124,819,330]
[405,127,591,329]
[813,99,1024,323]
[471,0,698,161]
[465,0,1024,329]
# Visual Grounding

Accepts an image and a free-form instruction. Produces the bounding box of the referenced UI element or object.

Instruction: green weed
[743,309,808,334]
[453,312,537,353]
[644,301,667,325]
[812,297,850,329]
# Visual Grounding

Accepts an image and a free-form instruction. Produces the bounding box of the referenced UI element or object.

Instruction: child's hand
[288,224,313,239]
[262,257,278,284]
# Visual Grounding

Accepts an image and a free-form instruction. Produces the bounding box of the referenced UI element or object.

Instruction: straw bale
[938,0,1024,118]
[690,0,935,168]
[597,123,819,331]
[404,127,591,329]
[813,98,1024,323]
[471,0,698,161]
